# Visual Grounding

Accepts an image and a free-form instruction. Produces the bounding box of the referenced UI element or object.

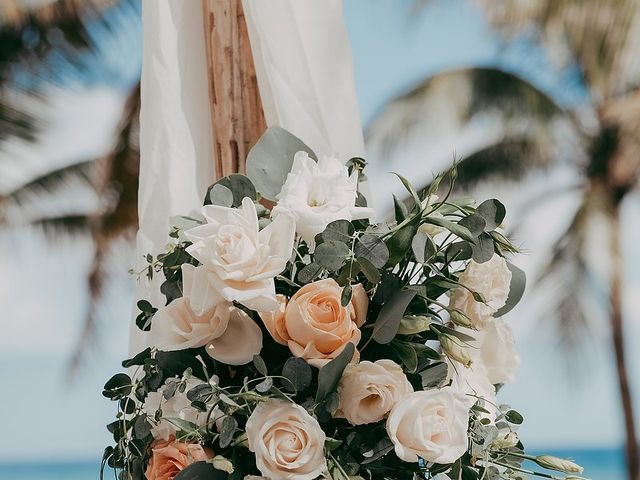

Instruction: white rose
[150,294,263,365]
[272,152,373,247]
[386,388,470,464]
[449,253,511,328]
[480,319,520,384]
[336,360,413,425]
[246,399,327,480]
[184,197,295,313]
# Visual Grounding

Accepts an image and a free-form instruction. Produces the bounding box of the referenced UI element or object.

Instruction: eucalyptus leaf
[385,216,420,266]
[246,127,317,201]
[341,284,353,306]
[174,462,228,480]
[445,241,472,262]
[297,263,323,284]
[207,183,234,207]
[252,355,268,375]
[411,230,436,264]
[420,362,448,388]
[316,343,355,402]
[282,357,312,393]
[392,172,422,211]
[458,214,486,237]
[355,234,389,268]
[357,257,381,284]
[322,220,355,244]
[361,438,394,465]
[391,340,418,373]
[314,241,350,272]
[393,194,409,222]
[476,199,506,231]
[371,289,417,344]
[495,262,526,317]
[423,216,475,242]
[472,232,495,263]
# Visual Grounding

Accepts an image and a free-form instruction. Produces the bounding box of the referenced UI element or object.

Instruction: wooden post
[202,0,267,178]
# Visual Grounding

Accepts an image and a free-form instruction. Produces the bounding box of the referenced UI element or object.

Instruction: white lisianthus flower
[246,399,327,480]
[479,318,520,385]
[272,151,373,247]
[386,388,470,464]
[446,357,497,417]
[184,197,295,312]
[449,253,512,329]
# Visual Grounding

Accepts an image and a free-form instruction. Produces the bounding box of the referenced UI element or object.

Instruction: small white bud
[211,455,234,473]
[535,455,584,474]
[440,334,472,367]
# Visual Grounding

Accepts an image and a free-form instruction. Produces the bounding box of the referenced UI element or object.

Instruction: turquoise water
[0,449,625,479]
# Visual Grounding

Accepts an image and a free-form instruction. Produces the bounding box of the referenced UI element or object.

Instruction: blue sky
[1,0,637,463]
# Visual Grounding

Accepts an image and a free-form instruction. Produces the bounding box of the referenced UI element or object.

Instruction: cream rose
[386,388,470,464]
[479,318,520,384]
[449,253,511,328]
[272,152,373,248]
[336,360,413,425]
[184,197,295,313]
[150,295,262,366]
[145,438,213,480]
[259,279,368,367]
[446,357,497,419]
[245,399,327,480]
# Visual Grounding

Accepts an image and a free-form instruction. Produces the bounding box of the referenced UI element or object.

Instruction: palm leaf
[476,0,640,98]
[366,68,583,197]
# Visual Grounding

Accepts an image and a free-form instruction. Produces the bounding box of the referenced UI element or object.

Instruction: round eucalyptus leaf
[476,199,506,231]
[314,241,350,272]
[246,127,317,201]
[355,234,389,268]
[321,219,355,244]
[471,232,494,263]
[458,213,486,237]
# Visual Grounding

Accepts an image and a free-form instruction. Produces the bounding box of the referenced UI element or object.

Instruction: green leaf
[411,230,436,264]
[122,348,152,368]
[355,234,389,269]
[393,194,409,222]
[420,362,448,388]
[246,127,317,201]
[357,257,381,284]
[495,262,526,317]
[252,355,268,375]
[297,263,323,284]
[174,462,228,480]
[505,410,524,425]
[391,340,418,373]
[472,232,495,263]
[361,438,395,465]
[385,216,420,266]
[445,242,472,262]
[205,174,257,207]
[316,343,355,402]
[341,284,353,306]
[103,373,132,399]
[255,377,273,393]
[423,216,475,242]
[322,219,355,244]
[392,172,422,211]
[371,289,417,344]
[476,199,506,231]
[207,183,234,207]
[314,241,350,272]
[458,214,486,238]
[281,357,312,393]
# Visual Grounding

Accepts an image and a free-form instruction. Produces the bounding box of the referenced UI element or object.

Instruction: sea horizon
[0,446,626,480]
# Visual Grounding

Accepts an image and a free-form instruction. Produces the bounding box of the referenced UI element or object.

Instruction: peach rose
[259,279,368,367]
[245,399,327,480]
[336,359,413,425]
[151,297,263,366]
[145,438,214,480]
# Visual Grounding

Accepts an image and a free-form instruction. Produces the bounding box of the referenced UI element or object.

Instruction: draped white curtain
[131,0,364,353]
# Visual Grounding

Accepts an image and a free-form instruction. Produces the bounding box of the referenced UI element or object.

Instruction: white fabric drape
[132,0,364,353]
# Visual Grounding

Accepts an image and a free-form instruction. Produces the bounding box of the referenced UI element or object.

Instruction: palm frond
[366,68,582,193]
[0,95,36,142]
[477,0,640,99]
[0,1,117,27]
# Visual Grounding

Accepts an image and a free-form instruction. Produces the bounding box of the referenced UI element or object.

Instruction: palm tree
[366,3,640,479]
[0,0,141,373]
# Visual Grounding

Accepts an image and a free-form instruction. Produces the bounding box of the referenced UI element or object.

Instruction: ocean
[0,448,625,480]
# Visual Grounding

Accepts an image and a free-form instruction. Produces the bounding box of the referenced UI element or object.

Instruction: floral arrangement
[102,128,585,480]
